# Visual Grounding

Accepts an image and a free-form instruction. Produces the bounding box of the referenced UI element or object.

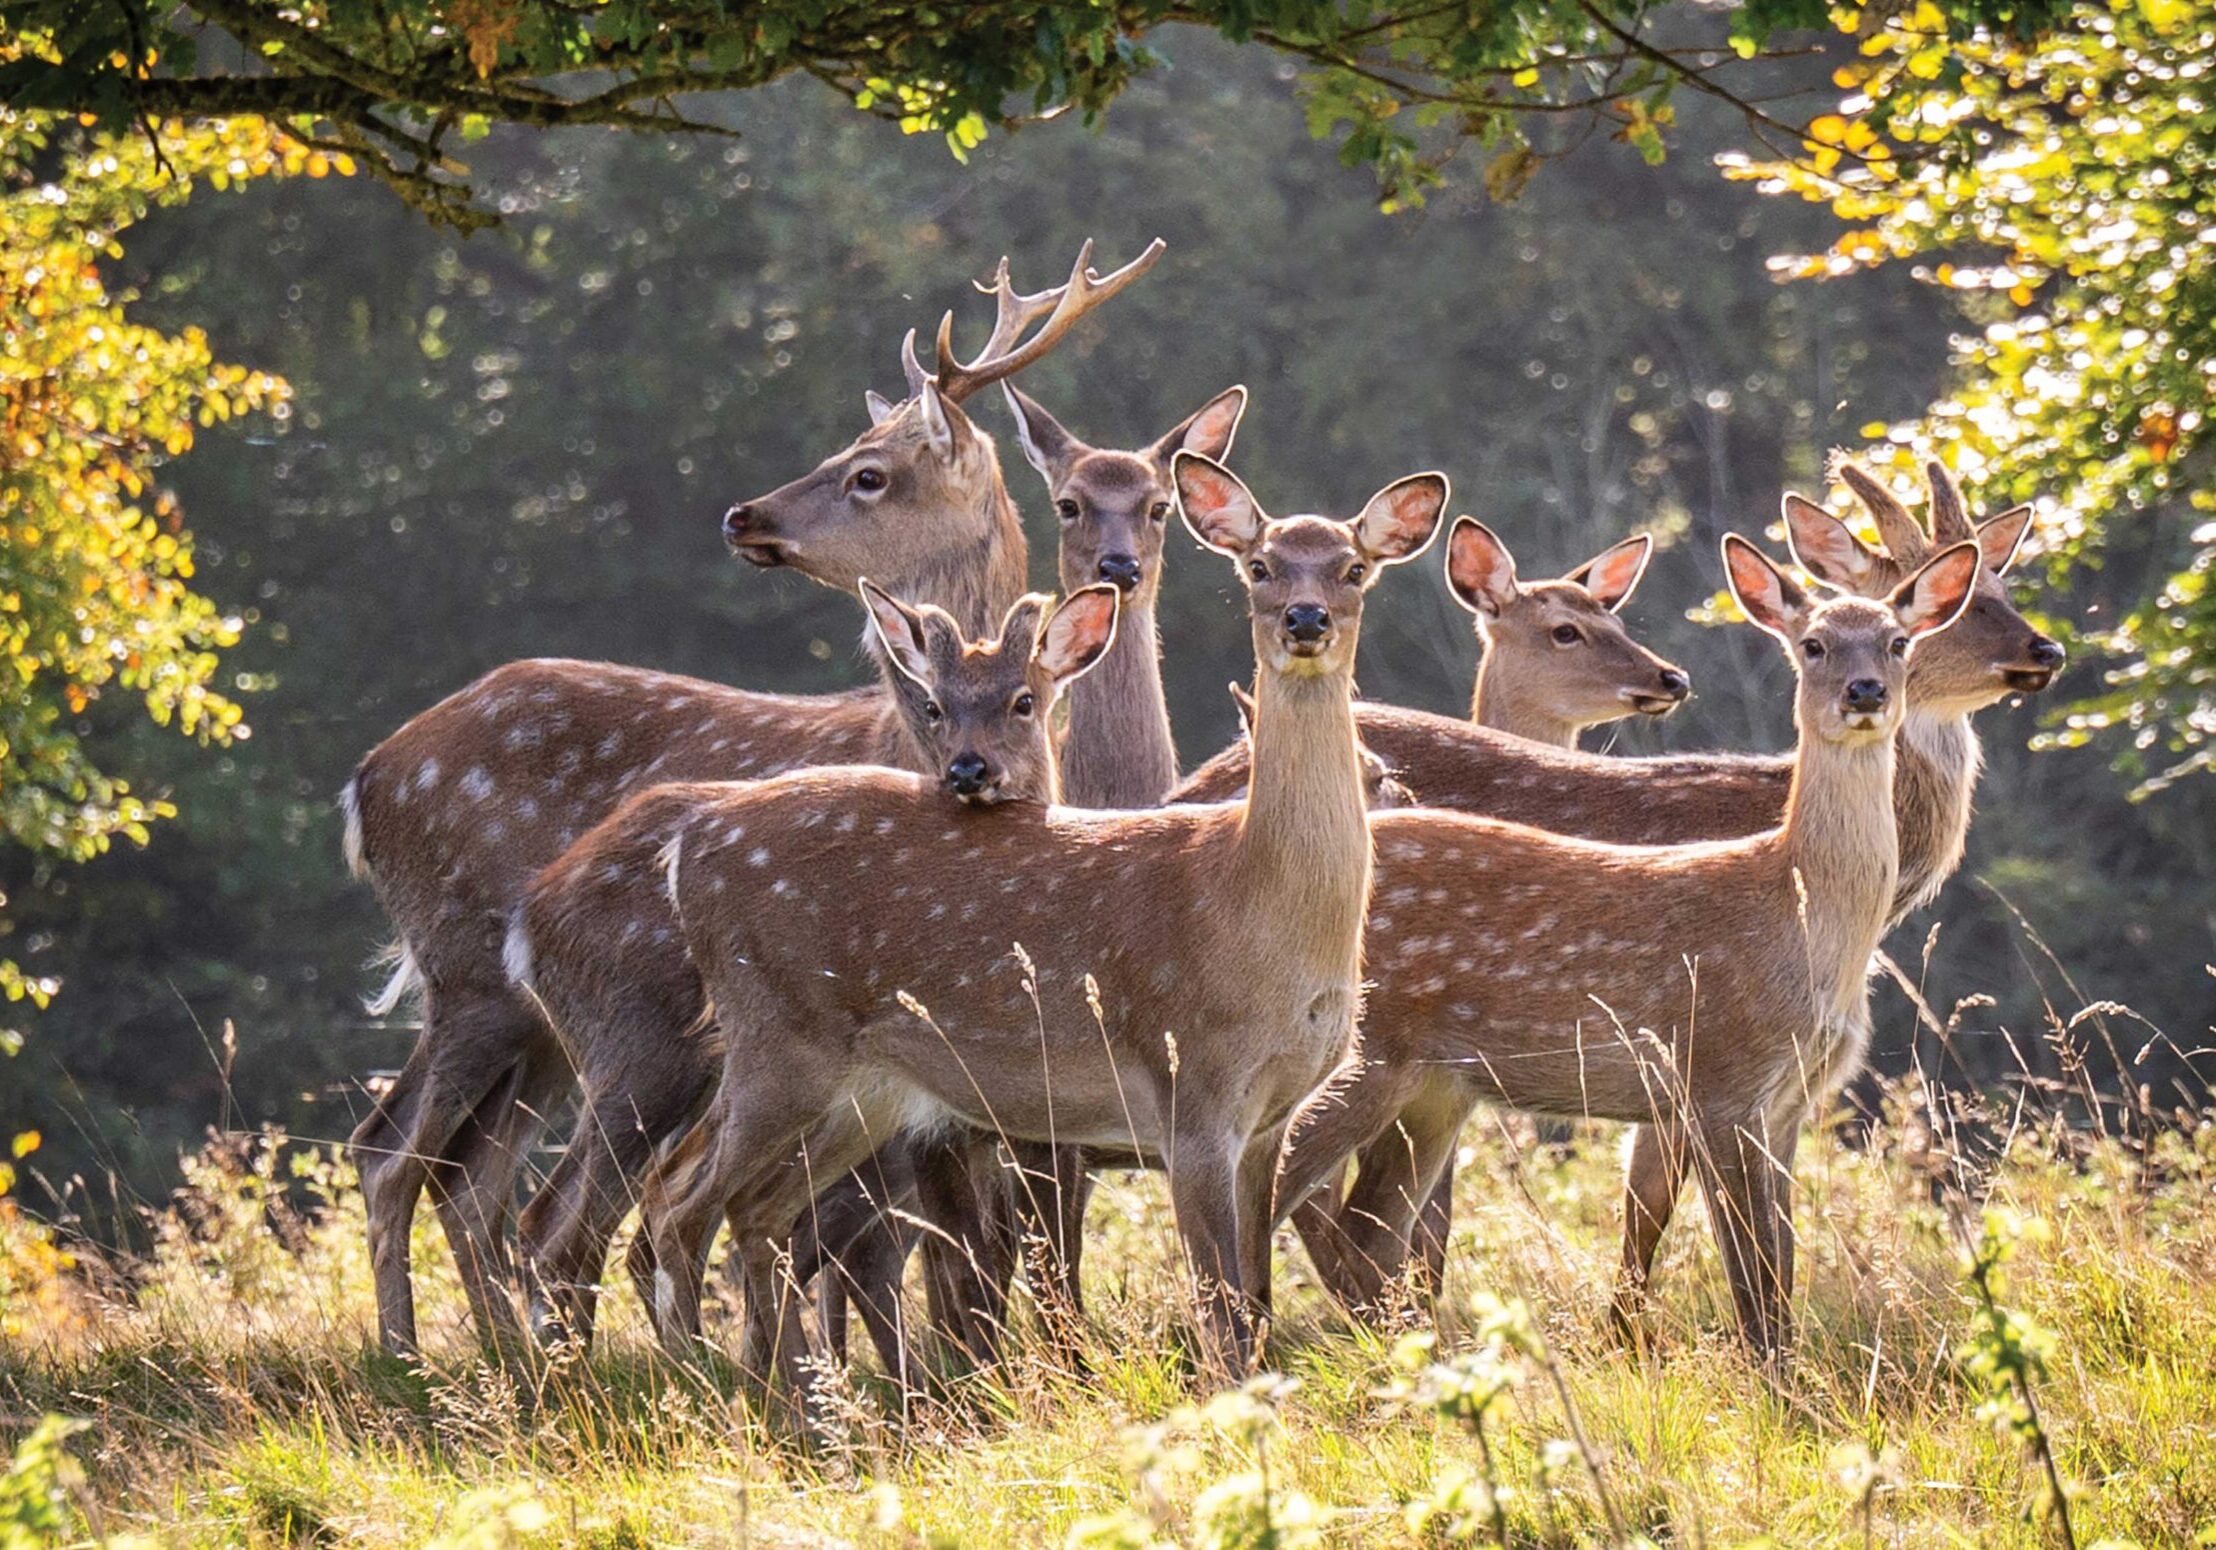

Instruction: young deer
[1444,519,1688,746]
[629,455,1447,1400]
[341,241,1161,1356]
[511,583,1121,1370]
[1272,531,1986,1356]
[1177,463,2058,1304]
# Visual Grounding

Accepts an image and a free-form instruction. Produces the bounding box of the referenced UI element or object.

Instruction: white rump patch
[502,912,535,991]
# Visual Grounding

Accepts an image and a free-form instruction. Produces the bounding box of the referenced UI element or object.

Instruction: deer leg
[520,1088,671,1350]
[350,1035,436,1357]
[1166,1129,1251,1382]
[911,1136,1009,1372]
[1414,1158,1454,1297]
[351,986,543,1358]
[1609,1122,1689,1345]
[1004,1139,1090,1356]
[1693,1109,1795,1363]
[1328,1091,1467,1315]
[425,1031,572,1362]
[1235,1123,1289,1327]
[1274,1072,1421,1307]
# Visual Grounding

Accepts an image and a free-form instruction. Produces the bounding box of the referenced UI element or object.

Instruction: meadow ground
[3,1084,2212,1548]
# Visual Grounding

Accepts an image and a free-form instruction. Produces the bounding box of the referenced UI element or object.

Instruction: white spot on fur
[461,766,495,801]
[748,847,770,868]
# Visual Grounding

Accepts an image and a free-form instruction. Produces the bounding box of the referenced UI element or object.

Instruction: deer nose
[1658,667,1691,699]
[2028,637,2065,669]
[1097,554,1143,591]
[1843,678,1888,714]
[1283,604,1331,644]
[946,753,991,797]
[722,504,757,543]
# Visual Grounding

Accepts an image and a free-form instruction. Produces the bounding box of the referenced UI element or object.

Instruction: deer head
[1444,518,1690,732]
[860,581,1120,805]
[1724,533,1982,747]
[716,242,1164,609]
[1002,383,1248,602]
[1174,453,1447,680]
[1785,459,2063,719]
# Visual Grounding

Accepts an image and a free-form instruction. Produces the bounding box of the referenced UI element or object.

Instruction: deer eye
[1551,624,1582,646]
[922,699,944,722]
[851,467,887,493]
[1345,562,1367,585]
[1012,691,1036,717]
[1056,498,1080,521]
[1890,635,1911,657]
[1801,638,1825,660]
[1149,500,1170,523]
[1248,560,1270,583]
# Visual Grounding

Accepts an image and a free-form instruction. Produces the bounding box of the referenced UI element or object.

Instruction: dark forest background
[3,27,2208,1225]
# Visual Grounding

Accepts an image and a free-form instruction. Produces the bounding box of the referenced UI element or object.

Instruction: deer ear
[1354,472,1450,566]
[917,381,959,462]
[1153,385,1248,467]
[861,579,935,689]
[1566,534,1652,612]
[1892,540,1982,639]
[1444,518,1520,617]
[1226,680,1257,735]
[998,591,1052,659]
[1784,493,1887,592]
[865,390,896,426]
[1035,584,1120,688]
[1722,534,1813,644]
[1002,384,1083,480]
[1174,452,1265,555]
[1976,503,2035,575]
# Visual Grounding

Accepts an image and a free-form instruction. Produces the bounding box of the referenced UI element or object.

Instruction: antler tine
[931,238,1167,403]
[1924,457,1976,543]
[900,327,932,399]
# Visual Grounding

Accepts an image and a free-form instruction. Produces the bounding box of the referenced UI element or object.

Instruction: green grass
[4,1100,2214,1548]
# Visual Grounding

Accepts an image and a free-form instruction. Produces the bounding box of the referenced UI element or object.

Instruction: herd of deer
[338,240,2066,1419]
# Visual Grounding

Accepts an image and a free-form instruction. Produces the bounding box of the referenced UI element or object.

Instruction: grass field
[3,1084,2212,1548]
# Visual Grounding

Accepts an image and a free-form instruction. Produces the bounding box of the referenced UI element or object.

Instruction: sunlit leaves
[1,80,295,1027]
[1729,0,2216,787]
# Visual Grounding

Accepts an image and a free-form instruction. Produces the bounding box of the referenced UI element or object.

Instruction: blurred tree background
[0,20,2208,1225]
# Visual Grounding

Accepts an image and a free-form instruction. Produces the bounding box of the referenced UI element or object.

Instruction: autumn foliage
[1,71,299,1029]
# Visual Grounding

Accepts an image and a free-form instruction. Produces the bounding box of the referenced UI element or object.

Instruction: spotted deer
[1176,462,2060,1309]
[511,583,1121,1375]
[618,455,1446,1403]
[1270,530,1986,1357]
[340,241,1162,1357]
[1444,519,1688,745]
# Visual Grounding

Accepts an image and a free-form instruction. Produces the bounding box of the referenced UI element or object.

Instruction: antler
[898,239,1166,405]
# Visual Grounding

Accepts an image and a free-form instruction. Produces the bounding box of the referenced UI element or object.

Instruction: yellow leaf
[1808,114,1850,144]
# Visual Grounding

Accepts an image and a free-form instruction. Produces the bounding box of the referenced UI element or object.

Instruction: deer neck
[1779,726,1901,1022]
[1233,660,1371,981]
[1890,707,1981,924]
[904,458,1032,640]
[1469,650,1582,749]
[1060,591,1180,808]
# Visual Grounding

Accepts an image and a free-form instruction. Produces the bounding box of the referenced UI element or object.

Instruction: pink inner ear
[1583,542,1645,604]
[1187,399,1240,456]
[1448,525,1512,598]
[1182,464,1243,518]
